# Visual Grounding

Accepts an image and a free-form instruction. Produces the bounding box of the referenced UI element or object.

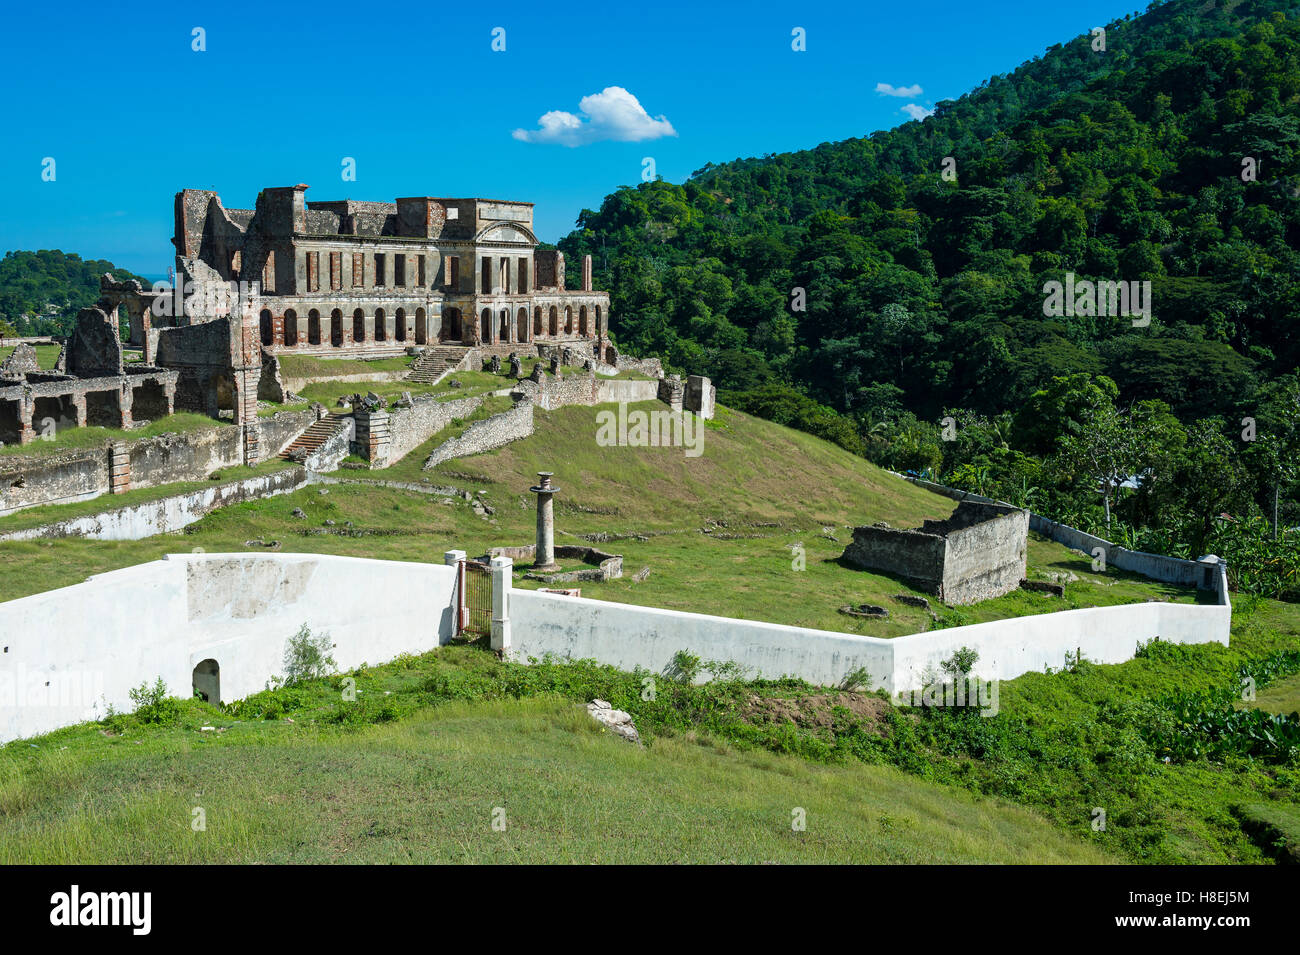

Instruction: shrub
[128,678,182,726]
[283,624,337,685]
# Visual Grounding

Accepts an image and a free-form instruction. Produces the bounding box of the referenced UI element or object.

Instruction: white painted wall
[0,553,458,743]
[509,588,895,689]
[507,564,1231,694]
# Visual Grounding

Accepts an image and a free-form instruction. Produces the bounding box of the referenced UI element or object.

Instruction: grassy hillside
[0,652,1110,864]
[0,402,1196,636]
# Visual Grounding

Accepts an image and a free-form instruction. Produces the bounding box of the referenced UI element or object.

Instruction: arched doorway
[374,308,387,342]
[192,659,220,704]
[533,307,543,337]
[499,310,509,342]
[308,309,322,345]
[516,307,528,343]
[579,306,588,337]
[564,307,573,334]
[284,308,298,346]
[480,308,492,343]
[330,309,343,346]
[548,306,558,336]
[259,309,273,346]
[414,308,426,345]
[353,308,366,342]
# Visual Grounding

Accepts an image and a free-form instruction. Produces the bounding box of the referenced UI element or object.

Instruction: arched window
[308,309,321,345]
[353,308,366,342]
[516,308,528,343]
[374,308,386,342]
[259,309,273,346]
[578,306,588,337]
[548,306,558,337]
[564,307,573,334]
[284,308,298,346]
[331,309,343,346]
[533,307,543,336]
[394,308,406,342]
[415,307,426,345]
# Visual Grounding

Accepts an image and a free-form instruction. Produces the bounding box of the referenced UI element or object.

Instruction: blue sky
[0,0,1147,275]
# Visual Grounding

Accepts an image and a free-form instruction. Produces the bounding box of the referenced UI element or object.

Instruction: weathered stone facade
[166,185,611,364]
[0,307,178,448]
[841,501,1030,605]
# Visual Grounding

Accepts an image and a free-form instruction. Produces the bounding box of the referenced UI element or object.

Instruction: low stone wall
[0,466,308,542]
[0,552,457,743]
[422,401,534,469]
[595,379,660,404]
[903,476,1223,592]
[489,543,623,582]
[378,395,483,466]
[0,412,316,517]
[840,501,1028,605]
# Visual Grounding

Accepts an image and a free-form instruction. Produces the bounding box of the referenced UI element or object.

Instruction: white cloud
[513,87,678,147]
[901,103,934,121]
[876,82,923,98]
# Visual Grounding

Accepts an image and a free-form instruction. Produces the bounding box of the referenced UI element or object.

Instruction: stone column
[582,255,592,292]
[117,382,134,430]
[16,392,35,445]
[489,555,513,654]
[530,472,560,571]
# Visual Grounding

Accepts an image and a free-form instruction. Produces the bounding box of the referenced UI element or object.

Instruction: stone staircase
[279,413,348,461]
[407,345,468,384]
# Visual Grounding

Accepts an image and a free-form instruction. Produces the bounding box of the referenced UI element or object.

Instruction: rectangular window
[518,258,528,293]
[418,256,426,287]
[352,253,364,288]
[306,251,320,292]
[448,256,459,290]
[481,256,491,293]
[330,252,341,290]
[394,254,406,288]
[375,253,387,287]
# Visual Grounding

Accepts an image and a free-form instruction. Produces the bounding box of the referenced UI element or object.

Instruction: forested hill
[558,0,1300,425]
[0,250,149,337]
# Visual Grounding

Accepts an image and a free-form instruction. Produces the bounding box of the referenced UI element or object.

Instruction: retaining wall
[0,552,457,743]
[422,401,534,469]
[507,565,1230,693]
[0,466,308,542]
[0,411,316,516]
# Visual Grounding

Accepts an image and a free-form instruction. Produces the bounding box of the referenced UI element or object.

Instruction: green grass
[0,344,61,369]
[0,648,1111,864]
[0,402,1200,629]
[277,353,413,379]
[0,412,225,459]
[1245,671,1300,716]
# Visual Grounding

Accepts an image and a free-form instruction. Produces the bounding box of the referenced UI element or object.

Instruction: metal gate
[462,560,492,637]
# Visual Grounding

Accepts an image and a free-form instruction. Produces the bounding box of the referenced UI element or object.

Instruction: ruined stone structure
[166,185,610,368]
[840,501,1030,605]
[0,309,178,447]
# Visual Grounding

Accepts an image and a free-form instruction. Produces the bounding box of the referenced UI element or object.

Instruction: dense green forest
[559,0,1300,596]
[0,250,147,337]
